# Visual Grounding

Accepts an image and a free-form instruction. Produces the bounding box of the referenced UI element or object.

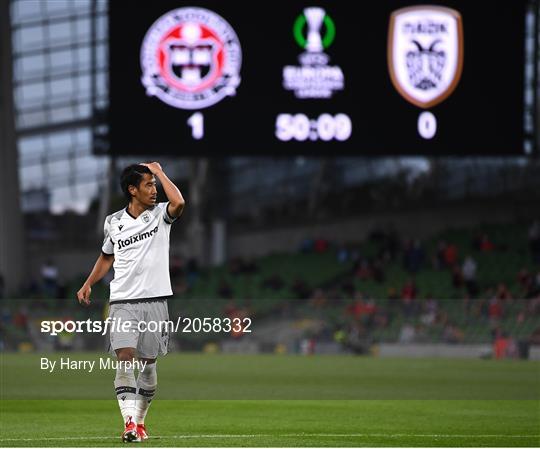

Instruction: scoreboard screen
[108,0,527,156]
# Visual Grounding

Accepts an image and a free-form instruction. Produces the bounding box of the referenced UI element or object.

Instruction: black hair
[120,164,153,202]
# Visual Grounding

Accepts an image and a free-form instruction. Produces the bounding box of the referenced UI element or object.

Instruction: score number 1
[187,112,204,139]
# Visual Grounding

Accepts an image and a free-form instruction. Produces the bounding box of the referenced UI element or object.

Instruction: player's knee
[139,361,157,385]
[116,347,136,362]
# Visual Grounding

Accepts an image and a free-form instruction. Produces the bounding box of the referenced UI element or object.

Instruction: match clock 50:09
[275,113,352,142]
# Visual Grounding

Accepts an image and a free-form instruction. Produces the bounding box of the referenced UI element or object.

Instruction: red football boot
[122,417,141,443]
[137,424,149,441]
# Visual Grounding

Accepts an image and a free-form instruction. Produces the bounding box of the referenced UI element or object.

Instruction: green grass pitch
[0,353,539,447]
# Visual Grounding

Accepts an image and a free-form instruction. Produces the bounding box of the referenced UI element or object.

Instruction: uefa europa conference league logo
[388,6,464,139]
[275,6,351,144]
[283,7,344,99]
[140,7,242,110]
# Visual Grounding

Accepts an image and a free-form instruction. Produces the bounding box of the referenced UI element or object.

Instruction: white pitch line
[0,433,538,442]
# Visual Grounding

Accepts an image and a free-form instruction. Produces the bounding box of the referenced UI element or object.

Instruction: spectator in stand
[451,264,464,289]
[228,257,243,276]
[13,306,29,330]
[223,299,238,318]
[170,255,184,285]
[398,323,427,343]
[224,300,249,339]
[25,277,41,298]
[169,255,188,294]
[420,295,438,326]
[476,288,494,318]
[529,326,540,345]
[532,271,540,297]
[479,234,495,252]
[517,268,532,297]
[403,239,425,274]
[326,287,343,305]
[528,220,540,264]
[0,307,9,325]
[386,287,400,316]
[342,321,371,354]
[403,239,413,271]
[261,274,284,291]
[488,297,504,324]
[371,257,385,283]
[355,259,372,280]
[41,260,59,298]
[0,273,4,299]
[310,288,327,308]
[471,233,482,251]
[299,238,314,253]
[462,255,479,296]
[350,250,361,272]
[515,297,538,325]
[341,280,355,298]
[314,238,329,253]
[369,227,400,263]
[495,283,513,301]
[401,278,417,317]
[493,328,507,358]
[170,254,184,277]
[386,228,400,262]
[337,245,349,263]
[444,242,458,268]
[218,279,233,299]
[387,287,399,301]
[291,278,311,300]
[55,280,67,307]
[398,323,416,343]
[349,247,361,265]
[434,240,447,270]
[228,257,257,276]
[493,329,518,359]
[443,322,464,344]
[243,258,259,275]
[517,268,540,299]
[346,292,364,319]
[462,292,473,316]
[529,300,540,320]
[401,278,417,301]
[373,303,389,329]
[349,294,377,327]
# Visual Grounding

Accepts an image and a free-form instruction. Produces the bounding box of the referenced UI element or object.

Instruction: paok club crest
[140,7,242,110]
[388,6,463,109]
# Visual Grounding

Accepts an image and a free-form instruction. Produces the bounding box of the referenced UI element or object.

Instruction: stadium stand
[2,221,539,354]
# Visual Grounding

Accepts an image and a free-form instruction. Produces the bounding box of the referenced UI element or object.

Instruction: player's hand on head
[77,284,92,306]
[140,162,162,174]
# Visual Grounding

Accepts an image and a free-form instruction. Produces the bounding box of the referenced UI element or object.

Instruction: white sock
[135,362,157,424]
[114,363,137,425]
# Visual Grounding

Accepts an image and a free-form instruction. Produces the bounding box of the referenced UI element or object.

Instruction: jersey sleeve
[101,217,114,255]
[161,202,178,225]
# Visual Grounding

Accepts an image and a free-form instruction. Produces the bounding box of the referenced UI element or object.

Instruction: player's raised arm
[140,162,185,218]
[77,252,114,305]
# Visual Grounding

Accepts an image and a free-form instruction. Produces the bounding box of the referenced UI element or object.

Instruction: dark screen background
[108,0,526,156]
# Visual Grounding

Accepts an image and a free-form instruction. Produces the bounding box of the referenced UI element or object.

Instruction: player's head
[120,164,157,207]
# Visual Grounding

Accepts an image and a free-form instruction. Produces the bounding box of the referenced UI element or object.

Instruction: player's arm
[77,253,114,305]
[141,161,185,218]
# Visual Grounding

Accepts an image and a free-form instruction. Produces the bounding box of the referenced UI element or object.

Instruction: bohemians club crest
[140,7,242,110]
